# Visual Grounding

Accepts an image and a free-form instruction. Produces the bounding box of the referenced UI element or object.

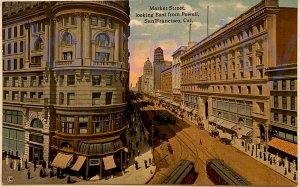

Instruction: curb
[145,166,157,184]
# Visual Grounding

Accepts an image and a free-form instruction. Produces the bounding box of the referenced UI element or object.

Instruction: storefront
[2,127,25,157]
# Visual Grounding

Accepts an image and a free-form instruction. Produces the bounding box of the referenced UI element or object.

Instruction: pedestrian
[8,150,11,157]
[149,158,152,165]
[138,150,140,156]
[122,165,126,174]
[284,168,287,175]
[199,139,202,145]
[27,169,31,179]
[67,175,71,183]
[264,152,266,161]
[16,151,18,158]
[270,158,273,165]
[34,159,37,171]
[50,167,54,178]
[5,154,9,165]
[57,168,60,178]
[13,159,17,170]
[135,161,139,170]
[40,168,43,177]
[3,151,7,160]
[268,154,270,161]
[10,160,13,169]
[18,162,21,171]
[126,158,130,166]
[11,151,14,158]
[25,159,28,169]
[144,160,148,169]
[294,172,297,180]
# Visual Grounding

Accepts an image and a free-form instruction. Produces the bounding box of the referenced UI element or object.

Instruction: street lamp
[151,121,156,166]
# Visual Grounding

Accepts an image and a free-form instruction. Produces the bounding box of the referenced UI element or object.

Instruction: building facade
[141,58,153,96]
[153,47,164,91]
[137,76,142,93]
[180,0,297,146]
[159,67,173,108]
[3,1,130,179]
[266,64,297,160]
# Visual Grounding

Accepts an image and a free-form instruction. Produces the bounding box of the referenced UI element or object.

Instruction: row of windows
[212,109,253,127]
[273,96,296,110]
[3,76,43,87]
[60,51,110,62]
[3,109,23,125]
[211,85,262,95]
[59,113,125,134]
[78,140,121,155]
[58,92,113,105]
[61,32,110,47]
[212,98,252,116]
[3,91,44,101]
[59,74,113,86]
[273,80,296,91]
[3,25,24,40]
[3,58,24,71]
[3,41,24,55]
[273,113,296,126]
[2,128,24,156]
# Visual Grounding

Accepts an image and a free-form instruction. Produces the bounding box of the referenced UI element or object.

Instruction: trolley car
[159,160,197,184]
[206,159,251,185]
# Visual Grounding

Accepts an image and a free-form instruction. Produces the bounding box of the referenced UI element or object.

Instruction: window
[67,93,75,105]
[4,77,9,87]
[31,119,43,128]
[79,116,88,134]
[13,42,17,53]
[92,93,101,105]
[282,96,287,109]
[238,86,241,94]
[99,17,106,27]
[12,91,18,100]
[34,38,44,50]
[3,44,5,55]
[2,29,5,40]
[248,57,252,66]
[20,58,24,69]
[31,56,42,64]
[240,72,244,78]
[290,80,295,90]
[62,32,72,45]
[92,75,101,85]
[8,28,11,39]
[232,73,235,79]
[59,92,64,105]
[3,110,23,125]
[91,16,98,25]
[3,91,9,100]
[282,80,286,90]
[65,15,76,25]
[7,60,11,71]
[13,77,19,87]
[63,52,73,60]
[95,52,109,61]
[31,76,37,86]
[59,75,64,86]
[259,69,263,78]
[258,86,262,95]
[230,86,234,93]
[291,97,295,110]
[105,75,113,86]
[13,59,17,70]
[67,75,75,85]
[273,80,278,90]
[282,115,287,124]
[258,102,264,113]
[14,26,17,37]
[20,25,24,36]
[61,116,74,134]
[291,117,295,126]
[8,43,11,54]
[274,96,278,108]
[95,34,109,47]
[274,113,278,121]
[249,71,253,79]
[29,134,43,144]
[20,41,23,52]
[105,92,112,105]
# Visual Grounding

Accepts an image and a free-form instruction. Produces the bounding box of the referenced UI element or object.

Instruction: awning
[219,132,232,139]
[219,120,237,130]
[172,102,180,107]
[51,153,73,169]
[268,138,297,157]
[208,116,216,122]
[71,156,86,171]
[235,126,253,136]
[103,155,117,170]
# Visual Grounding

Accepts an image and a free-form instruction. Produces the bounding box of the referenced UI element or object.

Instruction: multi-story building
[153,47,164,91]
[159,67,172,107]
[141,58,153,96]
[137,76,142,94]
[3,1,130,179]
[266,63,297,160]
[172,46,186,111]
[180,0,297,146]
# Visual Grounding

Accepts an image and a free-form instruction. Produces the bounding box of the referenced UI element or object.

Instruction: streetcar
[206,159,251,185]
[159,160,197,184]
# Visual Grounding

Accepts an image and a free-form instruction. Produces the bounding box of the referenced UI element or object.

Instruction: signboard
[89,159,100,166]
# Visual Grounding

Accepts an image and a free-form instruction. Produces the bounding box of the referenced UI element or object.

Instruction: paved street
[145,104,296,186]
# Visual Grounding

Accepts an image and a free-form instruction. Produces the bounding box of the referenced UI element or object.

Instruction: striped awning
[268,138,297,157]
[51,153,73,169]
[71,156,86,171]
[103,155,117,170]
[235,126,253,136]
[219,120,237,130]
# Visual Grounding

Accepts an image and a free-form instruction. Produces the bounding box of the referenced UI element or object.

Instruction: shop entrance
[29,145,43,163]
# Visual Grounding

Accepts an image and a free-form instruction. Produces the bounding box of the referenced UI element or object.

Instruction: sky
[128,0,298,86]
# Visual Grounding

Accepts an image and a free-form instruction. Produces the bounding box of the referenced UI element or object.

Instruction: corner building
[2,1,130,179]
[180,0,297,146]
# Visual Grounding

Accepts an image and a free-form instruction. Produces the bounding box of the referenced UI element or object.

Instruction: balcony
[22,98,48,105]
[91,61,122,68]
[55,60,74,67]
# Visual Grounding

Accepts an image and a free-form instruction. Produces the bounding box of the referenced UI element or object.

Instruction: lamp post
[151,121,155,166]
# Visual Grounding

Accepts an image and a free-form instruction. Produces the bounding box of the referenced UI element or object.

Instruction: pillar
[44,20,49,66]
[54,18,59,62]
[83,14,91,60]
[114,23,120,61]
[120,151,123,170]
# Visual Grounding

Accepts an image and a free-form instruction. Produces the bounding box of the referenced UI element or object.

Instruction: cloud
[209,24,221,31]
[178,3,196,13]
[199,1,248,12]
[235,2,248,10]
[219,16,235,26]
[185,22,205,30]
[130,19,143,27]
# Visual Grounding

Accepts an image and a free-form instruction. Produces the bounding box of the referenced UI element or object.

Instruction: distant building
[142,58,154,96]
[159,67,173,107]
[180,0,297,146]
[153,47,164,91]
[137,76,142,93]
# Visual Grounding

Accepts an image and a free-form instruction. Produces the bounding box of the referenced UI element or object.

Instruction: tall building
[266,64,297,159]
[2,1,130,179]
[180,0,297,146]
[137,76,142,93]
[172,46,187,110]
[160,67,173,106]
[141,58,153,96]
[153,47,164,91]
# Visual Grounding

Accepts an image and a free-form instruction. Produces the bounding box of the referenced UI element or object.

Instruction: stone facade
[141,58,154,96]
[180,0,297,146]
[2,1,130,177]
[153,47,164,91]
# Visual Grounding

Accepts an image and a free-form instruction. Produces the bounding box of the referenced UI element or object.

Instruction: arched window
[95,33,110,47]
[62,32,72,45]
[34,37,43,50]
[31,118,43,128]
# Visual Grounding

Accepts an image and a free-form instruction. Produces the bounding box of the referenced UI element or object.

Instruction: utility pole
[207,5,209,36]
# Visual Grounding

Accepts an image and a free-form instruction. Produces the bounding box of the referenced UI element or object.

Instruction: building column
[54,18,59,63]
[75,14,82,65]
[83,14,91,64]
[114,23,120,61]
